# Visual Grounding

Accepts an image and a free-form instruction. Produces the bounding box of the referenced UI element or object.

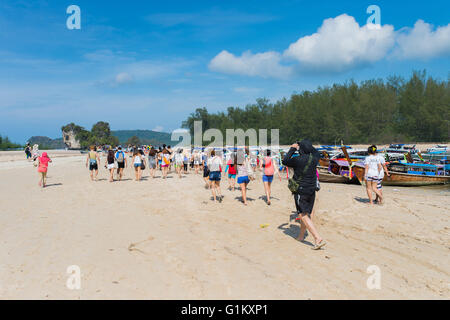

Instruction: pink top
[263,156,274,176]
[38,153,51,172]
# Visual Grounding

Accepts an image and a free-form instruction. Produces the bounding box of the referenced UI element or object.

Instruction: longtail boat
[352,162,450,186]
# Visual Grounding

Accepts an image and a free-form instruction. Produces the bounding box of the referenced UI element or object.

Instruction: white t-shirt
[207,156,222,172]
[377,154,386,179]
[364,155,381,178]
[174,153,184,164]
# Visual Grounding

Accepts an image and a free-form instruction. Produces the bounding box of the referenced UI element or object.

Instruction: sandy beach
[0,150,449,299]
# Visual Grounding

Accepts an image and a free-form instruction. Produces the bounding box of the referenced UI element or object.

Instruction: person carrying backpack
[115,146,127,181]
[282,139,326,250]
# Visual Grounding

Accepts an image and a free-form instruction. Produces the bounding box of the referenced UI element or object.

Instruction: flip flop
[312,240,326,250]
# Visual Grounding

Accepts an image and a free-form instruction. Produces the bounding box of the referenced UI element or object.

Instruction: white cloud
[115,72,133,85]
[152,126,163,132]
[394,20,450,59]
[209,50,292,78]
[284,14,395,72]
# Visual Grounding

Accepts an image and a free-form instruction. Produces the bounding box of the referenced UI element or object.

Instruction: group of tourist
[28,139,395,251]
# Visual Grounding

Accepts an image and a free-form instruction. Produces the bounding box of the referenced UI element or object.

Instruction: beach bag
[288,154,312,193]
[163,155,170,165]
[141,162,146,170]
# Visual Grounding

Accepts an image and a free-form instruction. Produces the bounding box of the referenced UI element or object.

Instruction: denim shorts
[262,175,273,183]
[237,176,250,184]
[209,171,221,181]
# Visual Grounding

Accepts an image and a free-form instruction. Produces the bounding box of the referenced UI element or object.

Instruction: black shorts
[89,162,98,171]
[294,192,316,215]
[203,168,210,178]
[117,162,125,169]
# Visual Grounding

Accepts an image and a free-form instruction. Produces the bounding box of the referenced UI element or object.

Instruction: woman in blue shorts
[236,149,251,205]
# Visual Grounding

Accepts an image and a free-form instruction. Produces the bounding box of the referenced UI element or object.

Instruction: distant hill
[27,136,65,149]
[111,130,179,146]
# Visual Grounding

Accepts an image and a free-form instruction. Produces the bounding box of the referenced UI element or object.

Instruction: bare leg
[372,184,383,204]
[210,180,216,201]
[297,220,307,241]
[264,181,271,204]
[216,181,222,201]
[42,172,47,187]
[366,180,374,204]
[300,213,323,245]
[240,183,248,205]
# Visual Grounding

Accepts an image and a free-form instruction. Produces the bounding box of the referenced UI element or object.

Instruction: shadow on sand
[278,222,314,247]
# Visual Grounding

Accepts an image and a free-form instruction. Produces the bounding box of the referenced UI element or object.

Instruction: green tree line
[182,71,449,145]
[0,135,22,150]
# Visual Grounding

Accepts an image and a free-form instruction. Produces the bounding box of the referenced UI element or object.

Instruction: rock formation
[62,129,81,150]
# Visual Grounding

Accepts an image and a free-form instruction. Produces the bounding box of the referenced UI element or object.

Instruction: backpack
[117,151,125,163]
[288,154,313,194]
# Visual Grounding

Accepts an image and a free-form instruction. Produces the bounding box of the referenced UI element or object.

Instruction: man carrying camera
[282,139,326,250]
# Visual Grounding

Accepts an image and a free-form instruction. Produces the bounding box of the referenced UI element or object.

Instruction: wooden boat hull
[317,166,355,184]
[352,166,450,186]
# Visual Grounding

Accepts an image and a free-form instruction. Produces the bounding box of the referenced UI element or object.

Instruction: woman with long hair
[161,146,171,179]
[259,149,281,205]
[236,148,251,205]
[106,149,115,182]
[174,149,184,178]
[225,152,237,191]
[148,147,158,178]
[132,150,143,181]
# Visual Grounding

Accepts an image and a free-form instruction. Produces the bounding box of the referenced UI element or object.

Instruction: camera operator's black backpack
[287,154,312,194]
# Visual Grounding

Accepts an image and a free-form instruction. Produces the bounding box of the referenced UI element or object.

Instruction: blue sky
[0,0,449,143]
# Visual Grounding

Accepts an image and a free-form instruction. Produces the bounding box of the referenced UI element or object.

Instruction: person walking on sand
[132,150,144,181]
[259,149,282,205]
[374,148,390,204]
[105,149,115,182]
[174,149,184,178]
[115,146,127,181]
[207,150,223,202]
[148,147,158,178]
[282,140,326,250]
[86,145,100,181]
[193,150,201,174]
[225,152,237,191]
[364,145,387,205]
[183,150,190,174]
[236,149,252,205]
[25,143,32,160]
[160,146,171,179]
[36,152,52,188]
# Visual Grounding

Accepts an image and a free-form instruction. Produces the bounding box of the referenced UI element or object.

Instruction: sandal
[312,240,326,250]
